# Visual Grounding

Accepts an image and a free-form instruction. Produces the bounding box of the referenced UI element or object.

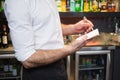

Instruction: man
[4,0,93,80]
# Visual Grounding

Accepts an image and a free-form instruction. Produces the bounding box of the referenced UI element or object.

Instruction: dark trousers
[22,59,68,80]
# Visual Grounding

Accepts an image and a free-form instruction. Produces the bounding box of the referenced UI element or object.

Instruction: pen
[83,16,94,31]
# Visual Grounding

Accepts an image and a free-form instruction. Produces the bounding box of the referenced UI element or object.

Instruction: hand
[72,17,94,34]
[67,35,87,53]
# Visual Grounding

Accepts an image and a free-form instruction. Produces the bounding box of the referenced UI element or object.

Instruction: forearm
[22,46,73,68]
[61,24,75,36]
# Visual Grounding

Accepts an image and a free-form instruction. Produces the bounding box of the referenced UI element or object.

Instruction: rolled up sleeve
[4,0,36,62]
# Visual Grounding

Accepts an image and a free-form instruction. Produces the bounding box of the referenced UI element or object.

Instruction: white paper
[76,29,99,41]
[86,28,99,40]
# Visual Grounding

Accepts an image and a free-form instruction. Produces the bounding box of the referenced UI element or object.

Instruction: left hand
[72,17,94,34]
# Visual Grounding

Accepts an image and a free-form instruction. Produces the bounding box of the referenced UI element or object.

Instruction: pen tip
[83,16,87,20]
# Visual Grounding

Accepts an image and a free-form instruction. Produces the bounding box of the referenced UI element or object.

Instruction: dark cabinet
[0,47,21,80]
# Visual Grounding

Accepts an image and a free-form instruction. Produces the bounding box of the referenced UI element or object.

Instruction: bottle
[92,71,96,80]
[100,56,105,66]
[70,0,75,12]
[80,0,84,12]
[115,0,120,12]
[61,0,66,12]
[87,71,93,80]
[3,60,9,72]
[12,59,18,76]
[107,0,112,12]
[98,0,101,12]
[75,0,80,12]
[96,74,99,80]
[66,0,70,12]
[89,0,93,12]
[101,0,107,12]
[0,32,2,48]
[0,0,4,12]
[84,0,89,12]
[1,25,9,48]
[99,70,104,80]
[115,22,118,34]
[117,28,120,45]
[111,0,116,12]
[97,55,105,66]
[12,64,17,76]
[107,0,116,12]
[85,57,92,67]
[92,0,98,12]
[92,56,97,66]
[56,0,62,12]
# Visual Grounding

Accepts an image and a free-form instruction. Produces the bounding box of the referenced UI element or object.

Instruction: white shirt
[4,0,64,61]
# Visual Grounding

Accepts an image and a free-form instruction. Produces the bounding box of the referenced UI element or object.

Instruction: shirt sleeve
[4,0,36,62]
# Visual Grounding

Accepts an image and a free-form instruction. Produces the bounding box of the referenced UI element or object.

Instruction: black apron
[22,59,68,80]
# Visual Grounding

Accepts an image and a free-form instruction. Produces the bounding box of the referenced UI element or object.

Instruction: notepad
[86,28,99,40]
[76,29,99,41]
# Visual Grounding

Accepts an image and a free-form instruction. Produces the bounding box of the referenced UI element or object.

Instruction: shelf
[0,76,21,79]
[0,46,14,53]
[0,54,15,59]
[79,64,105,71]
[79,66,104,71]
[59,12,120,18]
[0,46,15,59]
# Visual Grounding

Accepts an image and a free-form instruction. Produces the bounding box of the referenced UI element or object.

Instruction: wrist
[64,45,75,55]
[69,24,76,34]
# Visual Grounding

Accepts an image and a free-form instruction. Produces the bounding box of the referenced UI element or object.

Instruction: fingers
[70,35,87,52]
[83,16,93,26]
[83,16,94,32]
[76,35,87,49]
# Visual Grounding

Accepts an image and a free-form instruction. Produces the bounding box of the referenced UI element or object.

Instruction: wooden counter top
[70,32,120,46]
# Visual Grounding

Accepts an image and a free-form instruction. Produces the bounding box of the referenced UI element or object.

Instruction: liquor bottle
[85,57,92,67]
[75,0,80,12]
[56,0,62,12]
[115,0,120,12]
[111,0,116,12]
[61,0,66,12]
[96,74,99,80]
[100,56,105,66]
[70,0,75,12]
[92,0,98,12]
[99,70,104,80]
[107,0,112,12]
[97,55,105,66]
[0,0,4,12]
[98,0,101,12]
[80,0,84,12]
[92,56,97,66]
[0,32,2,48]
[92,71,96,80]
[1,25,9,48]
[87,71,93,80]
[11,59,18,76]
[89,0,93,12]
[66,0,70,12]
[12,64,17,76]
[84,0,89,12]
[101,0,107,12]
[3,60,9,72]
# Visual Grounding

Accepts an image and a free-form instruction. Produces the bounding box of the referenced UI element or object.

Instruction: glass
[117,29,120,45]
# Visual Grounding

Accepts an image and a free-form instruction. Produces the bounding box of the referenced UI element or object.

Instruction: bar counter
[0,45,119,80]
